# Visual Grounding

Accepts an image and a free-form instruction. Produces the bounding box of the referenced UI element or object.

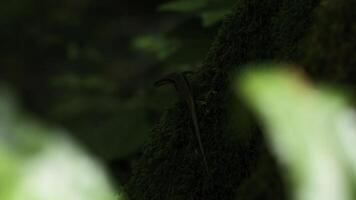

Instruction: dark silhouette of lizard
[155,72,210,175]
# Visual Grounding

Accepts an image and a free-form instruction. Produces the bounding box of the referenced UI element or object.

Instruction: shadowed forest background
[0,0,231,159]
[1,0,356,200]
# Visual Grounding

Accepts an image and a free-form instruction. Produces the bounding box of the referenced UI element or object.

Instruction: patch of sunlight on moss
[237,65,356,200]
[0,86,122,200]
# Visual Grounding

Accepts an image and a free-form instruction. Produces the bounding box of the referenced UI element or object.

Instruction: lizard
[155,72,210,175]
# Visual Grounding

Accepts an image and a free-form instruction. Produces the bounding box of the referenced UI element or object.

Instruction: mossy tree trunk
[125,1,331,199]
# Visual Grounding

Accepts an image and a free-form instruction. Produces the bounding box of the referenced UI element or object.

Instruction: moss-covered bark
[126,1,321,199]
[302,0,356,86]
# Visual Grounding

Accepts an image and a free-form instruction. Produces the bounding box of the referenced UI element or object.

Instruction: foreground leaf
[237,65,356,200]
[0,87,121,200]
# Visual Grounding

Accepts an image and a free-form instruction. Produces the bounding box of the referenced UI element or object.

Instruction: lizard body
[155,72,210,175]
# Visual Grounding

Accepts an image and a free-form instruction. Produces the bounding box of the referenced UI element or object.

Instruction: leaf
[132,34,178,60]
[237,65,356,200]
[0,87,122,200]
[201,9,230,26]
[159,0,207,12]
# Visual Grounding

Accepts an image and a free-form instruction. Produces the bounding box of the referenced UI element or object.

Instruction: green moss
[126,1,320,199]
[302,0,356,86]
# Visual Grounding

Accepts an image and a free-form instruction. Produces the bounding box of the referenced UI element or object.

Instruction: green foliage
[200,8,230,27]
[48,77,150,159]
[0,0,169,161]
[132,0,234,74]
[0,87,121,200]
[159,0,235,26]
[237,66,356,200]
[159,0,207,12]
[132,34,178,60]
[1,0,354,199]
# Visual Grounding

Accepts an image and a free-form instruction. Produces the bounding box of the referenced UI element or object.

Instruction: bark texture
[125,1,332,199]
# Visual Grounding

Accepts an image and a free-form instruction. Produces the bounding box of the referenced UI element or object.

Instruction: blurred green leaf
[132,35,178,60]
[201,9,230,26]
[237,65,356,200]
[159,0,207,12]
[0,87,122,200]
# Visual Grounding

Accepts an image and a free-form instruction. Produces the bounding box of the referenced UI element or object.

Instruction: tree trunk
[126,1,322,199]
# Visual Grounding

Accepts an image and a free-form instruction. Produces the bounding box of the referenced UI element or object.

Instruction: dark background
[0,0,233,160]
